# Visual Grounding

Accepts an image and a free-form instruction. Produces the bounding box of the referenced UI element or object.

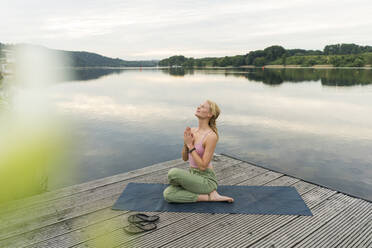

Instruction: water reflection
[69,68,125,81]
[161,68,372,86]
[42,68,372,203]
[57,68,125,82]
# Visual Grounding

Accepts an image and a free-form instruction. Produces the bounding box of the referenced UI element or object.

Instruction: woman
[163,100,234,203]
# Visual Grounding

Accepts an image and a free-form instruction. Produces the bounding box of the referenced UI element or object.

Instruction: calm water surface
[45,68,372,202]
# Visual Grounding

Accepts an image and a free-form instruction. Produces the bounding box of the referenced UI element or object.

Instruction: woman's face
[195,101,211,119]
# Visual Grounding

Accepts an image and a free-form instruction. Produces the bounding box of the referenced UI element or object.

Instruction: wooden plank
[0,157,186,215]
[291,199,371,248]
[241,194,356,248]
[20,160,277,248]
[247,196,369,247]
[342,220,371,248]
[0,157,245,247]
[69,173,317,248]
[215,161,269,183]
[310,200,371,248]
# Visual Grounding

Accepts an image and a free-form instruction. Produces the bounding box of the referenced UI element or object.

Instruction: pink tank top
[189,130,213,169]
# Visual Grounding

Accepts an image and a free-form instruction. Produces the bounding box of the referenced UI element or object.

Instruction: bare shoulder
[208,131,217,140]
[205,131,218,144]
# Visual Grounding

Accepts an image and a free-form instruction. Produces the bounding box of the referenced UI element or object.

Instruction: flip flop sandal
[123,221,157,234]
[127,213,160,223]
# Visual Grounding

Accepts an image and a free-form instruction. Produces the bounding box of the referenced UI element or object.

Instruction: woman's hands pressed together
[184,126,195,150]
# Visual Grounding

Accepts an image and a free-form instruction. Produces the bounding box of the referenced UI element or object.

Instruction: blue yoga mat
[112,182,313,216]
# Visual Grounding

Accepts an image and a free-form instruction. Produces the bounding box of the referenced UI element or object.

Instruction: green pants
[163,167,218,203]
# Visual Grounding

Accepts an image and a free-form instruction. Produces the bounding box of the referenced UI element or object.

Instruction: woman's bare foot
[208,190,234,203]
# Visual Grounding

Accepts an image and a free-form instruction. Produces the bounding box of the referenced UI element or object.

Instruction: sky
[1,0,372,60]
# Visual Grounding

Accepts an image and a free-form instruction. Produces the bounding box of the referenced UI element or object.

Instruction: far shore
[229,64,371,69]
[165,64,372,69]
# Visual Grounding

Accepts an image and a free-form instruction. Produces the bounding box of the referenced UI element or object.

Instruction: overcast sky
[1,0,372,60]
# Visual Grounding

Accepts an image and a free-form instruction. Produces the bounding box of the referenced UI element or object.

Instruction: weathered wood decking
[0,154,370,248]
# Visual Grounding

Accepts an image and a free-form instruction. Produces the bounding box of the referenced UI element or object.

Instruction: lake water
[44,67,372,202]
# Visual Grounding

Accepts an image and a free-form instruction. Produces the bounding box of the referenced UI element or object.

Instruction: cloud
[1,0,371,59]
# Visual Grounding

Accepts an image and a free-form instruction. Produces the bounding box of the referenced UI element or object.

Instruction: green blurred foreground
[0,119,72,204]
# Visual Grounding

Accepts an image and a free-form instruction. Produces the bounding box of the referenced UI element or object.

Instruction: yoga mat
[112,182,313,216]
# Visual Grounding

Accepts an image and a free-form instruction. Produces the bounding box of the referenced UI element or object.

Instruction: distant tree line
[158,44,372,68]
[324,44,372,55]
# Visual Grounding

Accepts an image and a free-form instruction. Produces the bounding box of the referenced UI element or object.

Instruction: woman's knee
[163,185,198,203]
[163,186,175,202]
[204,182,218,194]
[168,168,183,180]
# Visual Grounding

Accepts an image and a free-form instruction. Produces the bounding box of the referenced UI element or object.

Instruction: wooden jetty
[0,154,370,247]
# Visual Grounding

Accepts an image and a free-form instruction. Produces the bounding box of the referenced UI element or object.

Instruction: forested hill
[159,43,372,67]
[0,43,159,67]
[61,50,158,67]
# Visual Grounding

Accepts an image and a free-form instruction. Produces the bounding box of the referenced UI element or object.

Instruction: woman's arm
[182,144,189,161]
[188,133,217,171]
[182,127,195,161]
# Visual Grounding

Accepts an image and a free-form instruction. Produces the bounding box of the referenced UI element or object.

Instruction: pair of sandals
[123,213,160,234]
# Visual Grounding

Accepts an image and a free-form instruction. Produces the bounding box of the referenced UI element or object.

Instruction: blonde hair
[206,99,221,142]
